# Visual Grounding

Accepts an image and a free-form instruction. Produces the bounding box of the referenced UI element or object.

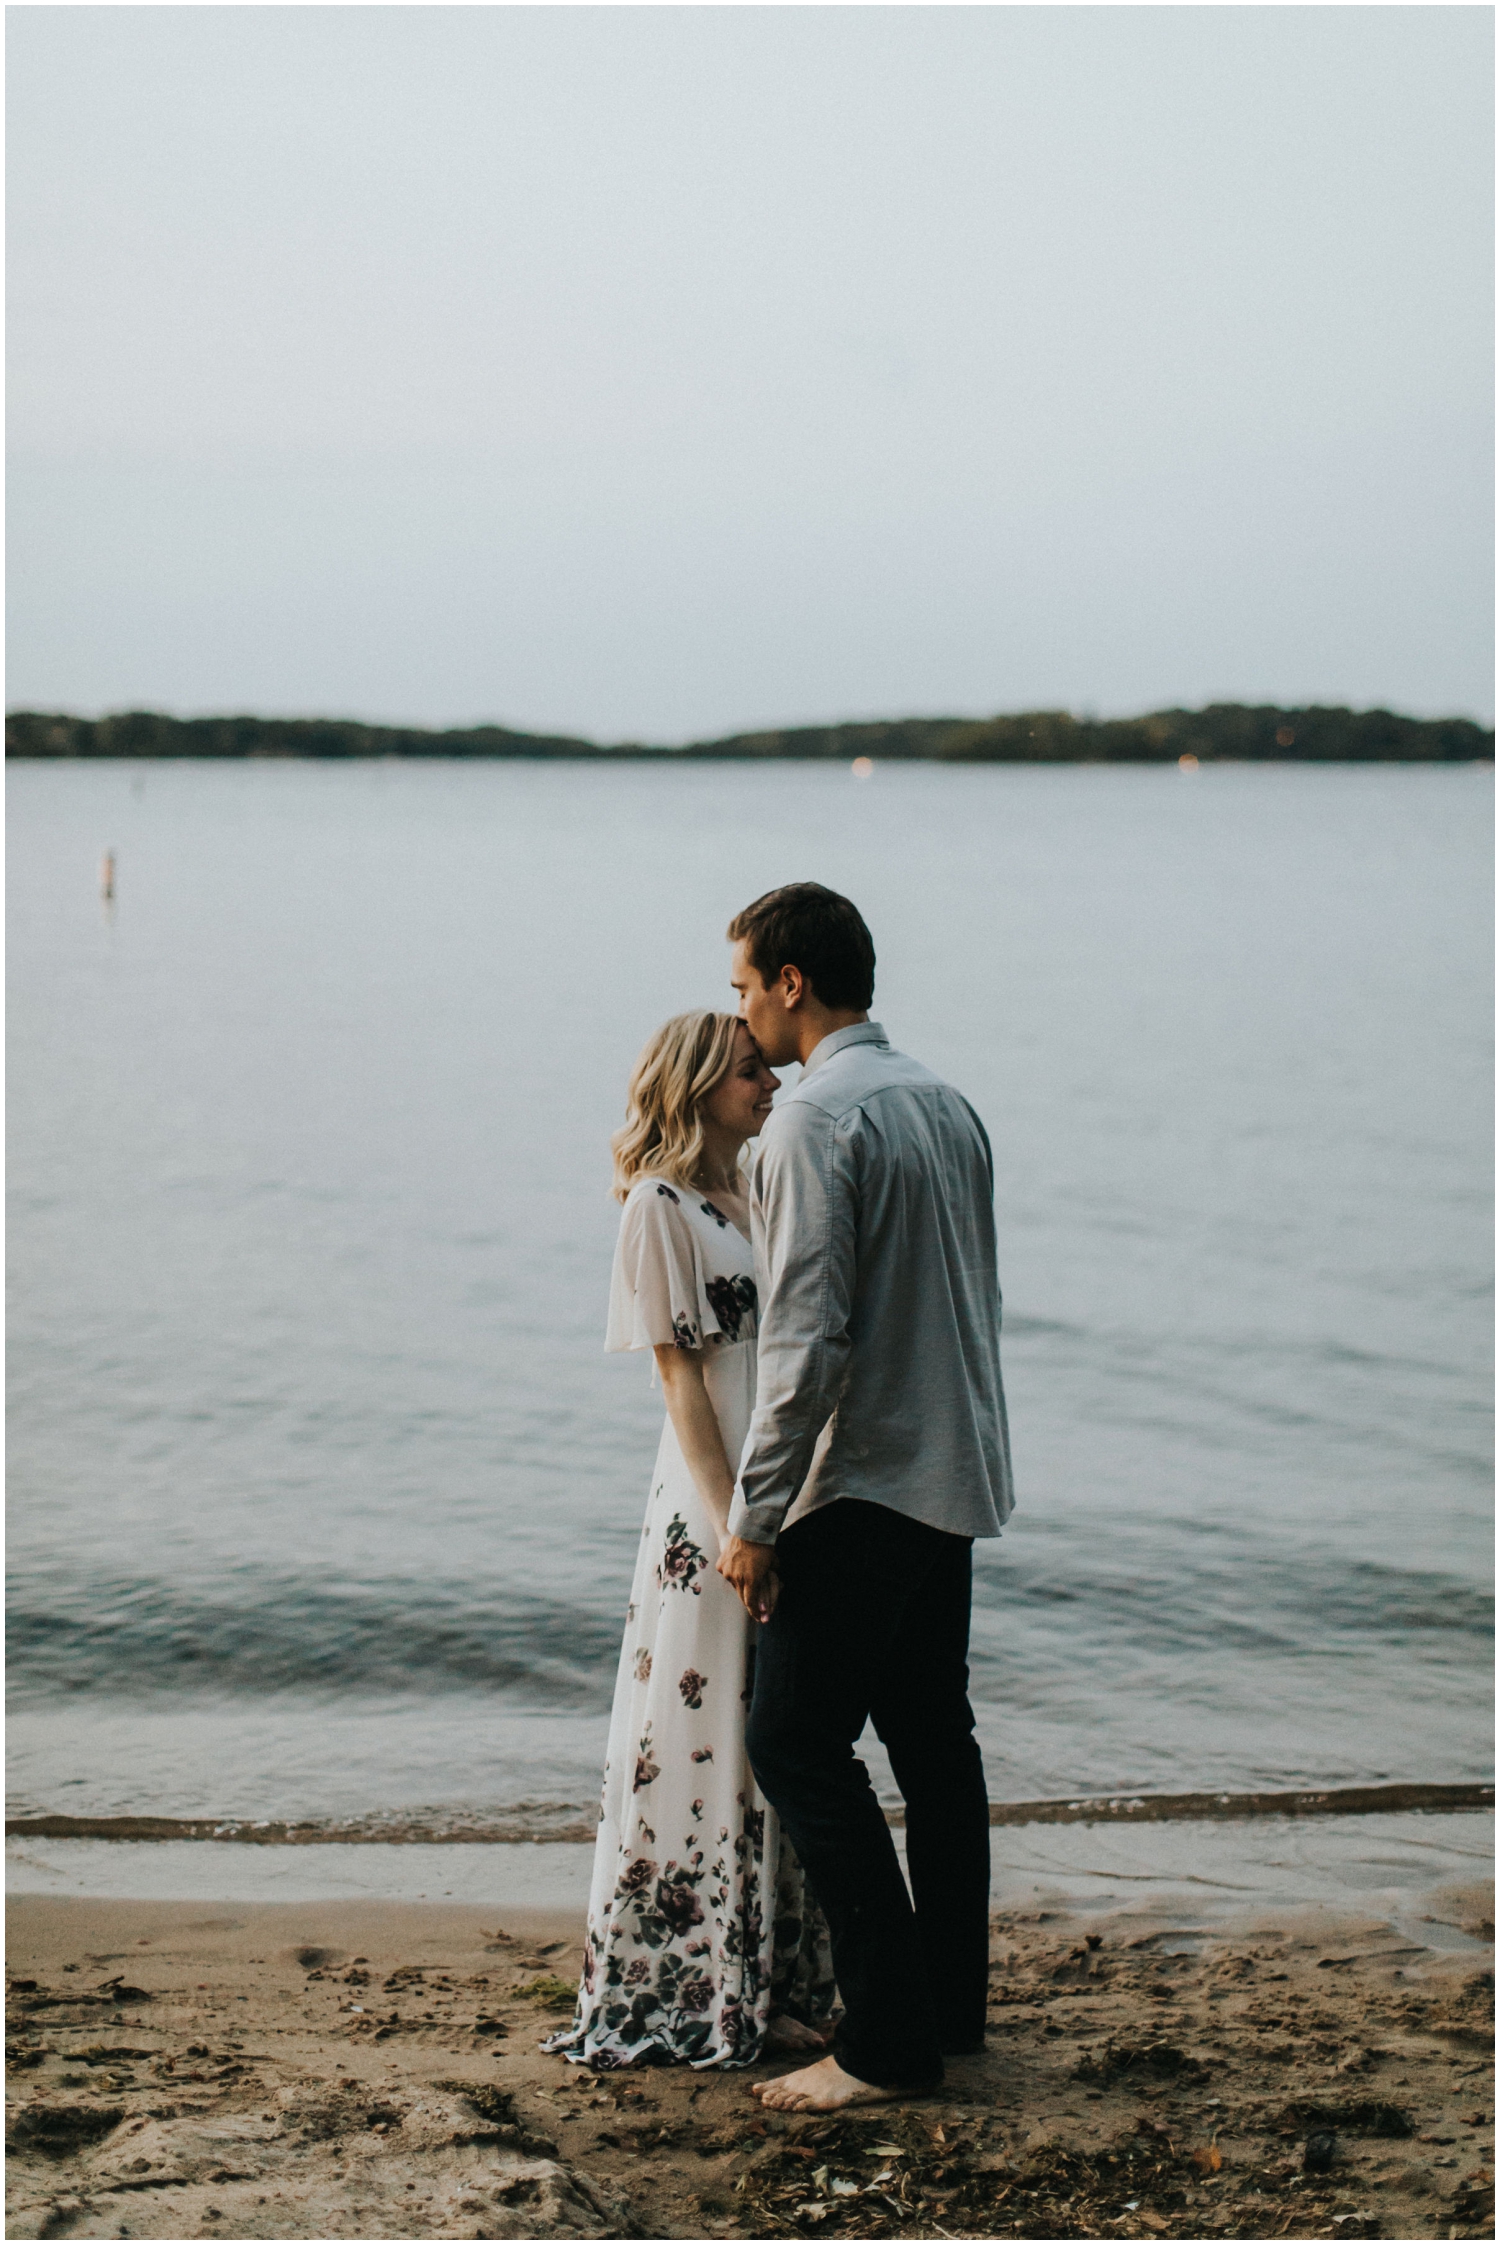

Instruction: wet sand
[6,1877,1493,2241]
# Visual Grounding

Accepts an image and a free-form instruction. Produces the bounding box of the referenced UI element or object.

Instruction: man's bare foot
[763,2014,829,2053]
[752,2055,905,2111]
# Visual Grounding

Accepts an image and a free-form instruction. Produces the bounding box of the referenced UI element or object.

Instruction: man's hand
[717,1535,780,1623]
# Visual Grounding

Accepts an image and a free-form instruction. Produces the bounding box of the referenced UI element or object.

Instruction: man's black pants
[745,1500,990,2088]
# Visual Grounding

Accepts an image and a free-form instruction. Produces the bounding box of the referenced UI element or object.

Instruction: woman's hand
[717,1536,780,1623]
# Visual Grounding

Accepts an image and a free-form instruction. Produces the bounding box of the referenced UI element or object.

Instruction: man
[716,881,1014,2112]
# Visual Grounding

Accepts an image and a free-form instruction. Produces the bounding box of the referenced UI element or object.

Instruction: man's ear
[779,964,805,1011]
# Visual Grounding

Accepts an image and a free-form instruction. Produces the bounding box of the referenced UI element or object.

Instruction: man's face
[729,939,802,1068]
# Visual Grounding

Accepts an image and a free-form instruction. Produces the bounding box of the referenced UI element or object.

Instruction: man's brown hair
[727,883,876,1012]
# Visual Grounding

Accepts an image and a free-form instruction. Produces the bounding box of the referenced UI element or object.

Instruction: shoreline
[8,1809,1493,1930]
[9,1782,1492,1851]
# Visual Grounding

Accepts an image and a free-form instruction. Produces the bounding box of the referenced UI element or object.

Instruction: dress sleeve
[606,1183,709,1353]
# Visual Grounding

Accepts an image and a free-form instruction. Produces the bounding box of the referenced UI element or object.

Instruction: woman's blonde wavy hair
[611,1010,745,1203]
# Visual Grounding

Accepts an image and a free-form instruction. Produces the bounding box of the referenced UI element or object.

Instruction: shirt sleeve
[959,1094,996,1197]
[605,1183,710,1353]
[727,1101,859,1544]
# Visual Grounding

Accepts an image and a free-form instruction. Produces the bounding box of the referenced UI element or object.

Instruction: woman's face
[701,1023,779,1143]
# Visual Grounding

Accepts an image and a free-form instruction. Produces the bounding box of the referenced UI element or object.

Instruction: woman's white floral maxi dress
[545,1176,834,2069]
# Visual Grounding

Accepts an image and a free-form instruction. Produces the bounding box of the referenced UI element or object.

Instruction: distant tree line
[5,703,1491,763]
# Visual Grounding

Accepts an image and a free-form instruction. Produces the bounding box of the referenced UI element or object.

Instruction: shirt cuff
[727,1487,784,1545]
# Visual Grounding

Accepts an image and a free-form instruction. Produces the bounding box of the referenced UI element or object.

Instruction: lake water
[7,758,1493,1833]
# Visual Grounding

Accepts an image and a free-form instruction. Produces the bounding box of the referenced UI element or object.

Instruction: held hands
[717,1535,781,1623]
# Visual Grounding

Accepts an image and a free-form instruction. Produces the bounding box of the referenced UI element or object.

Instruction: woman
[545,1011,835,2070]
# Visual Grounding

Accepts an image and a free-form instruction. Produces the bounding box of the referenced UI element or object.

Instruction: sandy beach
[6,1855,1493,2242]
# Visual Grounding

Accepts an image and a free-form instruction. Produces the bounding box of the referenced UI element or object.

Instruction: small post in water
[101,851,115,902]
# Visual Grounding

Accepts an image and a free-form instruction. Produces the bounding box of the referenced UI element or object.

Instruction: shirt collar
[801,1021,889,1077]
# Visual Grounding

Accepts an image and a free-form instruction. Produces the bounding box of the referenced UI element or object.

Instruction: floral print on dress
[678,1667,708,1709]
[633,1729,660,1792]
[551,1794,802,2069]
[705,1273,757,1345]
[657,1515,709,1595]
[671,1312,700,1351]
[654,1869,706,1940]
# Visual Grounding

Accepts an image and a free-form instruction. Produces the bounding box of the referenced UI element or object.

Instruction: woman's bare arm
[654,1344,736,1552]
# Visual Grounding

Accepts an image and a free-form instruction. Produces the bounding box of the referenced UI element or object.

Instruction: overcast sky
[7,5,1493,739]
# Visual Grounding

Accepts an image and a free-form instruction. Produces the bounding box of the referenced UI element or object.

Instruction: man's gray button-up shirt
[727,1022,1015,1548]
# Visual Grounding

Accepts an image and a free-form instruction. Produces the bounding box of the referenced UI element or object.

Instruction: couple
[545,883,1014,2110]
